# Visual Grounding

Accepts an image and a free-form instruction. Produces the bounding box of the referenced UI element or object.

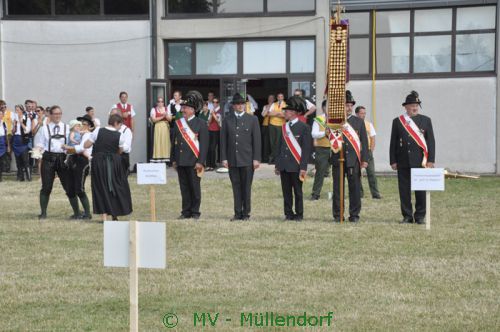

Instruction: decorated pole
[326,0,349,222]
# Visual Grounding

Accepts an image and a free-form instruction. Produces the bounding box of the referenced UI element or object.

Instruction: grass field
[0,172,499,331]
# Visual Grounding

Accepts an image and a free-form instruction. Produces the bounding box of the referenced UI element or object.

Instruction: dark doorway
[246,78,288,122]
[170,79,220,101]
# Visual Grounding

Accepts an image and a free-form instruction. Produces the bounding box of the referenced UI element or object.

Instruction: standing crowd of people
[0,88,435,225]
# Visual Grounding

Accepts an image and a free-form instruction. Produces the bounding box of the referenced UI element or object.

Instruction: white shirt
[207,101,215,111]
[305,99,315,110]
[367,121,376,137]
[93,117,101,128]
[187,115,196,122]
[74,131,93,155]
[87,127,128,152]
[234,111,244,118]
[289,118,299,126]
[150,107,171,118]
[311,121,327,140]
[12,113,32,135]
[0,120,5,137]
[111,103,136,117]
[169,99,182,113]
[36,122,69,153]
[118,125,133,153]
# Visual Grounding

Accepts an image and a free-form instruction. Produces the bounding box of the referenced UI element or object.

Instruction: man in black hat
[275,96,311,221]
[220,93,261,221]
[331,90,369,223]
[172,90,209,220]
[390,91,435,224]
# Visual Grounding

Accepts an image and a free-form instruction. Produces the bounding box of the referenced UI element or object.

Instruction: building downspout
[496,3,500,174]
[151,0,158,78]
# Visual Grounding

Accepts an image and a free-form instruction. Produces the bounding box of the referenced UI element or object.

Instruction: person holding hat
[390,91,435,224]
[220,93,261,221]
[171,90,209,220]
[275,96,312,221]
[331,90,369,223]
[63,114,96,220]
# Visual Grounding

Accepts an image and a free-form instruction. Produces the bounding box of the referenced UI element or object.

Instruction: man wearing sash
[390,91,435,224]
[220,93,261,221]
[172,91,208,220]
[275,96,311,222]
[331,91,369,223]
[36,106,80,220]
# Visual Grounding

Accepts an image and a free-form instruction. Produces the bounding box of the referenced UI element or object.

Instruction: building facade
[0,0,498,173]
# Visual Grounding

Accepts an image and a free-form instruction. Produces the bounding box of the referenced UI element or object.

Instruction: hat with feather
[346,90,356,105]
[402,90,422,106]
[181,90,204,112]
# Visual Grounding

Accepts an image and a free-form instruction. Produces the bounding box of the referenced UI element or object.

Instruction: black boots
[39,194,50,220]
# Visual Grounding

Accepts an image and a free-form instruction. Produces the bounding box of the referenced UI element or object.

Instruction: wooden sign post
[137,163,167,222]
[104,221,166,331]
[411,168,445,231]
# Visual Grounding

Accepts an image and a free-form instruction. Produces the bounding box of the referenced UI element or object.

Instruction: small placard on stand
[137,163,167,222]
[411,168,445,230]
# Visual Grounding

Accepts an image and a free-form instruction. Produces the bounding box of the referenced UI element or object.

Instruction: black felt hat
[283,96,307,114]
[76,114,95,129]
[402,90,422,106]
[231,93,246,105]
[181,90,204,112]
[346,90,356,105]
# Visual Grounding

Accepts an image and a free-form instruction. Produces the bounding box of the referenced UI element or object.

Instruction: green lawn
[0,175,499,331]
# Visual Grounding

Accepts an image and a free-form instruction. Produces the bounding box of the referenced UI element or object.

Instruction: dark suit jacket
[220,112,261,167]
[275,120,311,172]
[389,114,435,168]
[172,116,209,167]
[331,115,369,168]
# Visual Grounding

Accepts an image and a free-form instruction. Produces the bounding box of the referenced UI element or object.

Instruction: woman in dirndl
[150,97,171,163]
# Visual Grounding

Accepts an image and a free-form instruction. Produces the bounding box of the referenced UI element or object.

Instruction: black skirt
[91,152,133,216]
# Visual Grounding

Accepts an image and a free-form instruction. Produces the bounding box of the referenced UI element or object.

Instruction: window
[167,0,214,14]
[168,43,192,75]
[243,41,286,74]
[196,42,237,74]
[267,0,315,12]
[56,0,100,15]
[348,5,497,79]
[5,0,149,17]
[218,0,263,13]
[166,38,315,77]
[290,40,315,73]
[7,0,51,15]
[165,0,315,16]
[104,0,149,15]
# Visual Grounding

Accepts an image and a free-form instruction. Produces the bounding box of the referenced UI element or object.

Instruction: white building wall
[349,77,496,173]
[0,20,151,166]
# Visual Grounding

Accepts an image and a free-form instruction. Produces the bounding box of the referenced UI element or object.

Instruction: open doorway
[246,78,288,122]
[170,79,220,102]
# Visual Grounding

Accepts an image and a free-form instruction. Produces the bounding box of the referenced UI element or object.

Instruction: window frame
[163,0,316,19]
[2,0,150,20]
[164,37,316,80]
[348,4,497,80]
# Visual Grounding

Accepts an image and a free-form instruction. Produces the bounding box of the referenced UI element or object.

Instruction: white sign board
[411,168,445,191]
[137,163,167,185]
[103,221,166,269]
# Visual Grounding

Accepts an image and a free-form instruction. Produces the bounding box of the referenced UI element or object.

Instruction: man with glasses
[36,106,80,220]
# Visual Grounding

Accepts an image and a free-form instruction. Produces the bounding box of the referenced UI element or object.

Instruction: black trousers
[40,152,75,198]
[397,167,426,220]
[15,150,29,179]
[177,166,201,217]
[122,153,130,175]
[70,155,90,196]
[207,131,220,168]
[229,166,254,218]
[280,171,303,218]
[261,126,270,163]
[332,163,361,218]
